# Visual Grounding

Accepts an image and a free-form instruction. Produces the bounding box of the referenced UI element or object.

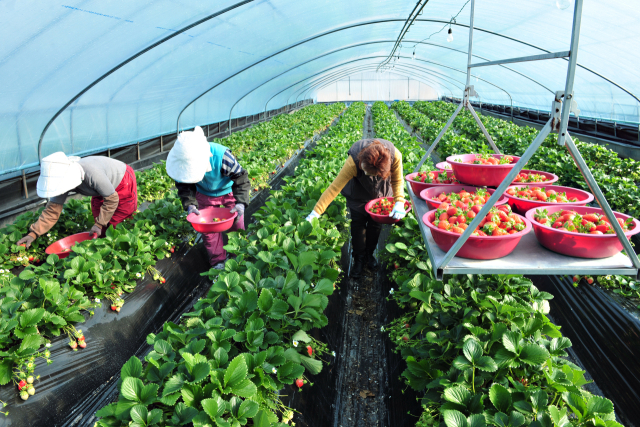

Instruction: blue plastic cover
[0,0,637,176]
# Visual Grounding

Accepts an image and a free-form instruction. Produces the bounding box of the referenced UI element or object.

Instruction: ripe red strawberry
[170,247,175,253]
[394,263,399,269]
[404,323,409,328]
[18,380,27,390]
[111,305,117,311]
[296,378,304,388]
[111,285,115,289]
[306,345,313,356]
[402,336,409,342]
[573,275,580,283]
[78,341,87,349]
[28,256,34,262]
[69,340,77,349]
[160,277,166,284]
[587,277,594,285]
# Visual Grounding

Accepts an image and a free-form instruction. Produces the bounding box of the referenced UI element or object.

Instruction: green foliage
[375,101,621,427]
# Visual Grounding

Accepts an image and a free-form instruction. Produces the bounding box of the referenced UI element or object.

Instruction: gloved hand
[306,211,320,223]
[187,205,200,216]
[17,234,35,248]
[89,224,102,238]
[389,202,407,220]
[230,203,245,216]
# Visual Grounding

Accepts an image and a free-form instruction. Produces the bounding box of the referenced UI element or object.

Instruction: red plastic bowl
[187,207,237,233]
[504,185,594,215]
[423,210,531,259]
[405,171,458,195]
[447,153,521,187]
[419,185,508,210]
[512,170,559,187]
[525,206,640,258]
[365,197,413,224]
[46,232,97,259]
[435,161,452,171]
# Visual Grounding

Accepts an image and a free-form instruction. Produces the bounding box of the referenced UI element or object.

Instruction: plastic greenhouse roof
[0,0,638,176]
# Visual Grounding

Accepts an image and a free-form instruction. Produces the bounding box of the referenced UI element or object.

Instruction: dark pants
[350,208,382,261]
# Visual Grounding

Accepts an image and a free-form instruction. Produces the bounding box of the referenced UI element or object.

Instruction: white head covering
[37,152,85,198]
[166,126,213,183]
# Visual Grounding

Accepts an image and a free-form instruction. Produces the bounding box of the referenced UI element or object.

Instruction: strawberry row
[373,102,621,427]
[94,103,367,426]
[135,103,346,203]
[0,103,346,404]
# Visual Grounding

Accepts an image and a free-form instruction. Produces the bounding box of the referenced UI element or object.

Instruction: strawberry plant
[376,101,622,426]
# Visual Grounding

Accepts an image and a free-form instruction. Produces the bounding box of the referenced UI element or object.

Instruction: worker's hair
[357,140,392,179]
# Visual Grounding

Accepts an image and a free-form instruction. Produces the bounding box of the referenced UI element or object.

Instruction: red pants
[91,165,138,236]
[196,191,245,266]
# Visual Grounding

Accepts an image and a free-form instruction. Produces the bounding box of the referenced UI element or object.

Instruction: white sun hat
[166,126,213,183]
[36,152,84,198]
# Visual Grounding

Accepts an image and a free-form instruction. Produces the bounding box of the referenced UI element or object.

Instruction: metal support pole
[160,135,164,152]
[22,170,28,199]
[467,103,500,153]
[413,101,464,173]
[108,148,111,157]
[137,142,140,161]
[565,133,640,275]
[557,0,583,146]
[436,119,553,275]
[465,0,476,87]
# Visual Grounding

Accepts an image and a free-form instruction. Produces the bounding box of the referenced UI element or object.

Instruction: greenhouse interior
[1,0,640,426]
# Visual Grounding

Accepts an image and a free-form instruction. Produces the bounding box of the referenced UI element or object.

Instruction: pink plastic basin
[511,170,559,187]
[423,210,531,260]
[187,207,237,233]
[46,232,97,259]
[405,171,458,195]
[504,185,594,215]
[447,153,521,187]
[435,161,452,171]
[525,206,640,259]
[365,197,413,224]
[419,185,508,210]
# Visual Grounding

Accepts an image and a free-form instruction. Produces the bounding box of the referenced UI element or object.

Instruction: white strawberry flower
[332,351,336,357]
[389,288,394,294]
[271,367,277,374]
[136,273,142,278]
[380,326,385,332]
[293,340,298,347]
[47,233,51,237]
[95,298,100,303]
[45,343,51,348]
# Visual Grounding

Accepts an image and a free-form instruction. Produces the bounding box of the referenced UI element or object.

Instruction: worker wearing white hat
[17,152,138,247]
[166,126,250,269]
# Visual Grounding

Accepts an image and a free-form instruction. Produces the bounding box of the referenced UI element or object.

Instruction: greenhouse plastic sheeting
[1,0,638,175]
[0,242,212,427]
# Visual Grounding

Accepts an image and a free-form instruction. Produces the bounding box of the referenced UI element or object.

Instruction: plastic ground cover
[0,241,212,426]
[1,1,638,175]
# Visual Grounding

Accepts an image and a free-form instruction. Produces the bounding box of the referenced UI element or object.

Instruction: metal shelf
[407,185,639,280]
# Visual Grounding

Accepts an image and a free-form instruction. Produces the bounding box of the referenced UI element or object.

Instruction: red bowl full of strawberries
[419,185,508,210]
[435,161,452,171]
[511,170,559,187]
[525,206,640,258]
[365,197,413,224]
[405,170,459,194]
[422,203,532,259]
[447,153,521,187]
[504,185,593,215]
[187,207,237,233]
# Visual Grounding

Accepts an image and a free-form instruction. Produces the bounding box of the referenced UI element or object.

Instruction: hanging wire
[411,0,471,50]
[377,0,430,71]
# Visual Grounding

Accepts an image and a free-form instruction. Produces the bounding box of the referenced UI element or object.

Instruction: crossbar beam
[468,51,570,68]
